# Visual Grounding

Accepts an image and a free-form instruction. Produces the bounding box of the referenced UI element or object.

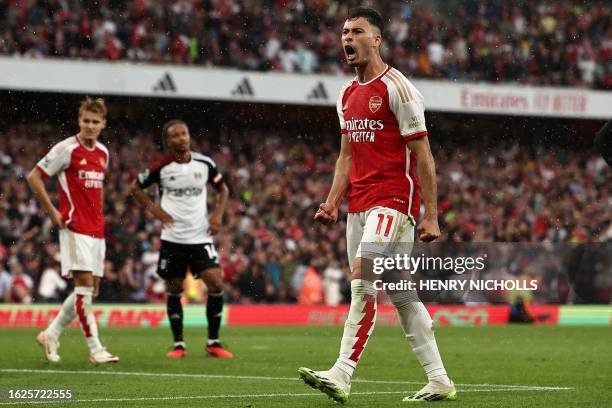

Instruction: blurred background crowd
[1,0,610,306]
[1,117,610,306]
[1,0,610,88]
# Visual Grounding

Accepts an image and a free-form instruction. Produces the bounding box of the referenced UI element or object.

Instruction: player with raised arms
[298,7,457,403]
[131,120,233,359]
[28,97,119,364]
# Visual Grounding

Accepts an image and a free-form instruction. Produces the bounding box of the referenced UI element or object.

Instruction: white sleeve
[336,81,352,134]
[36,139,72,177]
[98,143,110,169]
[388,79,428,140]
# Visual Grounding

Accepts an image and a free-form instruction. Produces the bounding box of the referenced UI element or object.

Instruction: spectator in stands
[233,262,273,303]
[0,266,11,303]
[37,258,67,302]
[0,123,609,305]
[323,260,344,306]
[119,257,148,303]
[98,260,121,302]
[6,262,33,304]
[0,0,609,89]
[298,266,323,305]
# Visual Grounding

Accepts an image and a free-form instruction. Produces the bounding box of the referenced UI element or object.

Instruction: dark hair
[347,7,384,36]
[161,119,188,149]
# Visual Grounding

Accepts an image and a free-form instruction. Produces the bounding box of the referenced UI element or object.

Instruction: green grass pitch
[0,325,610,407]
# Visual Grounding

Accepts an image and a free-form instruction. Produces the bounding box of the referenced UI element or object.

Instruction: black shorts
[157,240,220,280]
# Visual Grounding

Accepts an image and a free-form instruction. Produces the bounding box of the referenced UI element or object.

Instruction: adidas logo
[231,78,254,96]
[153,72,177,92]
[307,81,328,100]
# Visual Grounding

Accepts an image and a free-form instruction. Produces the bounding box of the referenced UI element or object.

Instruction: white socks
[46,292,76,338]
[74,287,103,354]
[330,279,377,382]
[390,291,451,385]
[328,280,451,386]
[46,288,104,354]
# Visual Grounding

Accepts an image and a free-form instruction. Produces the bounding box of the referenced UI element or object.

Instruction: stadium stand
[1,0,610,307]
[1,0,610,88]
[1,116,609,305]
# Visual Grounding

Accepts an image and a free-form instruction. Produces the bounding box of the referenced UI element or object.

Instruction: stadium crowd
[0,0,610,89]
[0,123,610,306]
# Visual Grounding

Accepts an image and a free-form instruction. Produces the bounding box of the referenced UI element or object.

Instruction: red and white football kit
[315,68,453,397]
[36,135,109,277]
[337,66,427,268]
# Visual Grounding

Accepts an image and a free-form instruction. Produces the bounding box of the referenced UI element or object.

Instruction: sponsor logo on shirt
[345,117,384,143]
[164,187,204,197]
[345,117,384,131]
[78,170,104,189]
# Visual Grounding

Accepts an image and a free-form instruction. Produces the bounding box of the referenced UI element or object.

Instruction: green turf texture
[0,325,610,407]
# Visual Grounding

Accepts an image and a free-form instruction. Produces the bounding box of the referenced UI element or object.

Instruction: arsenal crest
[99,157,106,167]
[369,96,382,113]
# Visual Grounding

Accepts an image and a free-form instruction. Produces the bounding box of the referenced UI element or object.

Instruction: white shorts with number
[346,206,415,271]
[59,229,105,278]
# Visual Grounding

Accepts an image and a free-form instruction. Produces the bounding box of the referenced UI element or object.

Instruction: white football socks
[74,286,103,354]
[46,292,76,339]
[330,279,377,383]
[390,291,451,385]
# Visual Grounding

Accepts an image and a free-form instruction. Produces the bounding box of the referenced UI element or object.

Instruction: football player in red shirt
[298,7,456,403]
[27,98,119,364]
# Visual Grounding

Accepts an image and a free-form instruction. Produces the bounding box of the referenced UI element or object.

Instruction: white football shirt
[137,152,223,244]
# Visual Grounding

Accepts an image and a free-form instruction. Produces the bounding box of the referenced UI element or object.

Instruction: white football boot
[37,331,61,363]
[89,348,120,364]
[403,380,457,402]
[298,367,351,404]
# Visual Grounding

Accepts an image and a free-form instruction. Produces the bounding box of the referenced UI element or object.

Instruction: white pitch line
[0,388,574,406]
[0,368,574,391]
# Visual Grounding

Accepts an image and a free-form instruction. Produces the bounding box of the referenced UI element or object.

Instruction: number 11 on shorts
[376,213,394,237]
